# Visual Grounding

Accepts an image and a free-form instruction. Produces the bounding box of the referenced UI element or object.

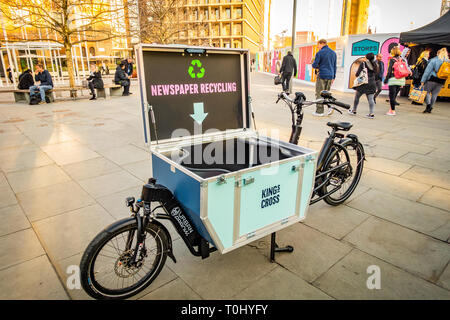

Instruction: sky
[265,0,443,49]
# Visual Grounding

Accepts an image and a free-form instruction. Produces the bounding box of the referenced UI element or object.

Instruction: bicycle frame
[279,93,360,205]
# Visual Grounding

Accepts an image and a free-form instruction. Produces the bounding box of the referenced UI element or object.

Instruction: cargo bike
[80,45,364,299]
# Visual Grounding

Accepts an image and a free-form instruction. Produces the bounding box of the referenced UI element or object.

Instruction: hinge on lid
[216,175,227,185]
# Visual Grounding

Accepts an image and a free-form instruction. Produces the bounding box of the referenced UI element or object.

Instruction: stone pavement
[0,72,449,300]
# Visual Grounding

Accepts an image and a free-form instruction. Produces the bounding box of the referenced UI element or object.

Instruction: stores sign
[351,39,380,56]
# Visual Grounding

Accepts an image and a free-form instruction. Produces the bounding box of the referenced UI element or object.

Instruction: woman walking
[348,52,379,119]
[384,47,408,116]
[421,47,449,113]
[412,50,429,88]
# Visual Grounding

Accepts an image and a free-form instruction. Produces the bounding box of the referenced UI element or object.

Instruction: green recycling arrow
[190,102,208,125]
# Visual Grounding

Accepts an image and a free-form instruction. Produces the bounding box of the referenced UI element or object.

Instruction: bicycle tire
[322,140,364,206]
[80,219,168,300]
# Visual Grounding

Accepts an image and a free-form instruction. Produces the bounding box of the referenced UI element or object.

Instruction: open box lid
[135,44,251,145]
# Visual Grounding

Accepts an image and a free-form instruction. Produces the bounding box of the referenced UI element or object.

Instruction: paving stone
[166,239,277,299]
[314,249,450,299]
[33,204,114,261]
[234,266,332,300]
[98,144,150,166]
[0,185,17,209]
[122,160,152,182]
[6,164,71,193]
[17,180,96,222]
[23,128,74,146]
[0,255,68,299]
[0,228,45,270]
[78,170,142,198]
[304,201,369,240]
[437,264,450,291]
[0,205,30,236]
[365,145,409,160]
[360,169,432,201]
[401,166,450,190]
[0,149,54,173]
[419,187,450,212]
[41,141,99,166]
[139,278,201,300]
[0,173,8,188]
[0,133,33,150]
[343,217,450,282]
[348,189,450,241]
[62,157,121,181]
[398,152,450,173]
[364,156,412,176]
[370,138,435,155]
[256,223,352,283]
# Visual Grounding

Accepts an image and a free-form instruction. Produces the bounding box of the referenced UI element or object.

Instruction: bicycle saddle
[327,121,353,131]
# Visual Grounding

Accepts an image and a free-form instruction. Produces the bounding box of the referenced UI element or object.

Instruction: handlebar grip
[331,100,351,109]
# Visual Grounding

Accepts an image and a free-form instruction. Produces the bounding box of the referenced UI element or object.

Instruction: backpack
[437,61,450,79]
[393,58,410,79]
[29,95,41,105]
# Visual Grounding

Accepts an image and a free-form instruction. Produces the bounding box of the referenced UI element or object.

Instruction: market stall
[400,11,450,98]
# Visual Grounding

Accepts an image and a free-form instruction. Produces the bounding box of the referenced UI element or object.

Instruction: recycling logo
[188,59,205,79]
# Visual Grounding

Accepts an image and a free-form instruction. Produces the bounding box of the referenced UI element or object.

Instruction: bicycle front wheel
[322,140,364,206]
[80,219,168,300]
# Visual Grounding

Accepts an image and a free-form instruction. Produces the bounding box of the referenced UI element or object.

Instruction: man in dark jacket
[29,64,53,104]
[279,51,297,92]
[122,57,134,77]
[373,53,384,103]
[18,69,34,89]
[114,63,131,96]
[312,39,337,116]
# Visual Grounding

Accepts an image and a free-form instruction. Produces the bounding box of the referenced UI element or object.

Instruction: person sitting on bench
[86,64,104,100]
[18,69,34,90]
[29,64,53,104]
[114,62,131,96]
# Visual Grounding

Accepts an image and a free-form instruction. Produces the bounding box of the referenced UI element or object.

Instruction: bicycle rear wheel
[80,219,168,300]
[322,140,364,206]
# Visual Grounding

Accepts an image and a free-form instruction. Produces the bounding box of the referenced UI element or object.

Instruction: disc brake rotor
[114,249,145,278]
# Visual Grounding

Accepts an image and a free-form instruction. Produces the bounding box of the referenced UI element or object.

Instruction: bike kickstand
[270,232,294,262]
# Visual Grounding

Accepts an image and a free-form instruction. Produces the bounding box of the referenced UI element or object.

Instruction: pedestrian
[412,50,430,88]
[279,51,297,93]
[373,53,384,104]
[122,57,134,77]
[114,62,131,96]
[383,46,408,116]
[6,66,13,84]
[86,64,104,100]
[348,53,379,119]
[17,69,34,89]
[312,39,337,116]
[29,63,53,105]
[421,47,449,113]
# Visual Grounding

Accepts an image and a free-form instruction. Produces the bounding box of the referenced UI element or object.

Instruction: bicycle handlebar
[277,92,350,110]
[328,100,351,109]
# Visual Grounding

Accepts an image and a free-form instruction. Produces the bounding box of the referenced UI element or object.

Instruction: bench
[95,84,122,98]
[2,87,84,103]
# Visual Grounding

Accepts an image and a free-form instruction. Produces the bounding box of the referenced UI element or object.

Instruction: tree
[137,0,209,45]
[0,0,129,88]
